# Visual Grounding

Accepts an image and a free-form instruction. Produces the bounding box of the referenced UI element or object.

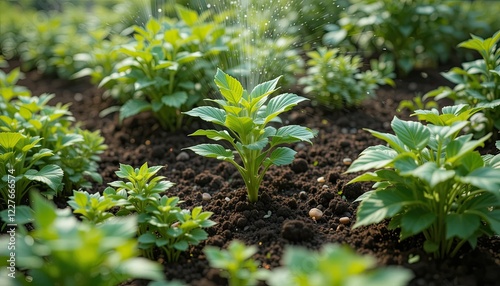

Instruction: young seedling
[185,69,315,202]
[204,240,269,286]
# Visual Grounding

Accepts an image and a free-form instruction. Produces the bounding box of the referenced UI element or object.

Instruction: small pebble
[322,184,329,189]
[309,208,323,221]
[317,176,325,183]
[202,193,212,201]
[176,151,190,161]
[225,197,230,202]
[339,217,350,225]
[343,158,352,165]
[299,191,307,200]
[336,224,344,231]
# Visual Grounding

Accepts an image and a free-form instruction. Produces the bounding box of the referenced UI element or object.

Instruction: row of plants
[2,59,500,284]
[2,0,498,132]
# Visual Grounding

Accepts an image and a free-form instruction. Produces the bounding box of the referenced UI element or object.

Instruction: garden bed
[11,60,500,286]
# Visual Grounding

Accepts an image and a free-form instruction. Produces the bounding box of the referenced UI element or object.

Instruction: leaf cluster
[99,5,228,131]
[204,240,268,286]
[327,0,492,75]
[205,241,412,286]
[299,47,395,109]
[0,193,168,286]
[425,30,500,136]
[102,163,216,262]
[346,105,500,258]
[185,69,315,202]
[0,91,106,208]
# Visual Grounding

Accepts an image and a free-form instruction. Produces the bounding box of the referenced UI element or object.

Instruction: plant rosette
[184,69,315,202]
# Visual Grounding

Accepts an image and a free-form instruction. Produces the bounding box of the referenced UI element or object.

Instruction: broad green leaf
[243,138,269,150]
[118,258,165,282]
[346,145,397,173]
[267,147,296,166]
[162,91,188,108]
[0,132,23,149]
[262,93,307,124]
[175,5,199,26]
[391,117,430,151]
[0,205,33,225]
[347,172,382,184]
[249,76,281,99]
[271,125,315,145]
[410,162,455,188]
[189,130,234,142]
[459,167,500,193]
[184,106,226,125]
[24,164,63,191]
[225,114,254,136]
[173,240,189,251]
[31,192,57,229]
[365,129,406,153]
[138,232,157,244]
[400,208,436,239]
[176,51,203,64]
[119,99,152,122]
[185,144,234,161]
[353,188,414,228]
[146,18,161,35]
[214,69,244,104]
[394,153,419,175]
[445,213,480,239]
[61,134,83,148]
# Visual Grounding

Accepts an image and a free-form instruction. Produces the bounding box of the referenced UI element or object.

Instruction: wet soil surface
[8,61,500,286]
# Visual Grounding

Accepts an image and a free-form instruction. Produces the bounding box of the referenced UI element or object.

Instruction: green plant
[267,244,413,286]
[185,69,315,202]
[299,47,395,109]
[68,189,119,224]
[204,240,268,286]
[425,30,500,137]
[0,193,168,286]
[0,132,63,208]
[99,6,228,131]
[105,163,216,261]
[0,61,30,99]
[0,93,107,200]
[328,0,489,74]
[345,105,500,258]
[397,93,439,114]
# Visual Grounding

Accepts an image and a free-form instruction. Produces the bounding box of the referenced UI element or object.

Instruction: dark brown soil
[7,61,500,286]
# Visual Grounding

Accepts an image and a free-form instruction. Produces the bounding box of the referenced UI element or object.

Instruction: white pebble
[343,158,352,165]
[202,193,211,201]
[309,208,323,221]
[317,176,325,183]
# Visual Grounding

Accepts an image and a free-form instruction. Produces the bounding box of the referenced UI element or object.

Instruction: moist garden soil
[9,60,500,286]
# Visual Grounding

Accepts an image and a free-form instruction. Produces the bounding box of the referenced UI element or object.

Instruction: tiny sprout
[309,208,323,221]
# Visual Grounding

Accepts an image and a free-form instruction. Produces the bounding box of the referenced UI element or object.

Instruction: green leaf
[138,232,157,244]
[0,205,33,225]
[400,208,436,239]
[120,99,151,122]
[459,167,500,193]
[249,76,281,99]
[214,69,244,104]
[267,147,296,166]
[346,145,397,173]
[0,132,23,149]
[353,188,414,228]
[189,130,234,142]
[445,213,480,239]
[184,106,226,125]
[366,129,406,153]
[185,144,234,161]
[391,117,430,151]
[175,5,199,26]
[271,125,315,145]
[410,162,455,188]
[262,93,307,124]
[162,91,188,108]
[24,164,64,191]
[31,192,57,229]
[225,114,254,136]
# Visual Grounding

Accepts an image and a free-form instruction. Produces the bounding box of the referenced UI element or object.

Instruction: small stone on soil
[317,176,325,183]
[176,151,190,161]
[339,217,350,225]
[343,158,352,165]
[299,191,307,200]
[309,208,323,221]
[202,193,212,201]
